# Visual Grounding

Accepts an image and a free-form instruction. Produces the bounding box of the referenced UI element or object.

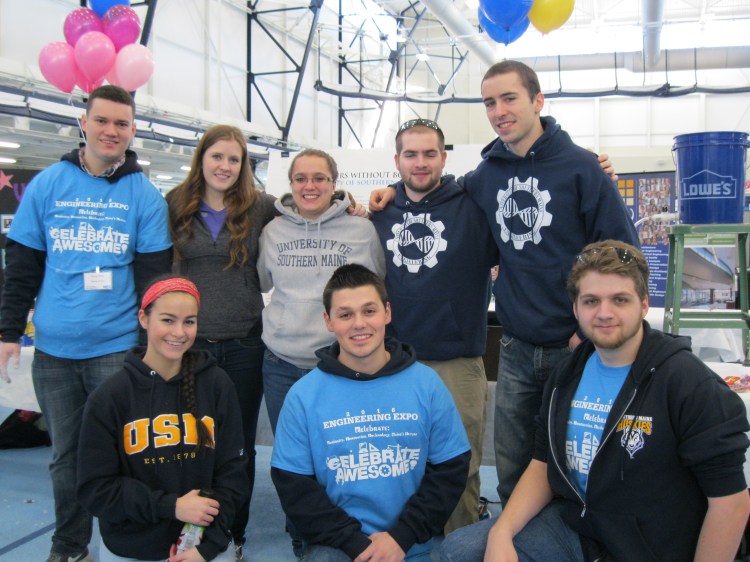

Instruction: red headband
[140,278,201,312]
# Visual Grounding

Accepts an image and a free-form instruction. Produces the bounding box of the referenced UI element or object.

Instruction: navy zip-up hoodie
[463,116,639,347]
[370,175,498,359]
[537,323,749,561]
[77,349,249,561]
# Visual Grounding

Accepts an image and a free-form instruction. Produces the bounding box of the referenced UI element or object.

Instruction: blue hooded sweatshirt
[462,116,639,347]
[371,175,498,360]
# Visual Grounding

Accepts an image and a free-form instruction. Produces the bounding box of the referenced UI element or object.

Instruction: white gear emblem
[387,212,448,273]
[495,176,553,250]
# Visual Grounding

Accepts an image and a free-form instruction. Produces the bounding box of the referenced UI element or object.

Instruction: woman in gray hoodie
[258,148,385,432]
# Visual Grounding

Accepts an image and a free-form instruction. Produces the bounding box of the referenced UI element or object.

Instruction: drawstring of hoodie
[316,221,322,274]
[148,371,157,475]
[503,142,537,239]
[400,196,431,275]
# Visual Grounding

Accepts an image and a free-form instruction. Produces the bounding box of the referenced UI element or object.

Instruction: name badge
[84,268,113,291]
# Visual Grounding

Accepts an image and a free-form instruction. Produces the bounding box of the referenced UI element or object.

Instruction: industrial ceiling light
[137,159,151,166]
[0,157,17,164]
[0,141,20,149]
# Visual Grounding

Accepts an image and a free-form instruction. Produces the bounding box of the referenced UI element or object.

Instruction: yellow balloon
[529,0,575,34]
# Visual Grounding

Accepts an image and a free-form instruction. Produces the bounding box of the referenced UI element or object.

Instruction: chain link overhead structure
[246,0,750,149]
[326,0,471,148]
[244,0,472,148]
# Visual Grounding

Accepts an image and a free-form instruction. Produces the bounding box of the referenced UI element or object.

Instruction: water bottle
[175,489,214,554]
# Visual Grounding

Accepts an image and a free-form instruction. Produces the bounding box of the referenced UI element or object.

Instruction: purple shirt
[199,202,227,241]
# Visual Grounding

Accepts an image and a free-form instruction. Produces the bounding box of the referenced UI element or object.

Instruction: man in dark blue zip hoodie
[440,240,750,562]
[370,119,498,533]
[462,61,640,504]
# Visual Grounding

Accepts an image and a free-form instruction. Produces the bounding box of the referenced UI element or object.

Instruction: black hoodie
[77,348,248,561]
[537,323,749,561]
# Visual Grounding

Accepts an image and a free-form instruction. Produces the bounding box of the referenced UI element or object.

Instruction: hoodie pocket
[589,510,661,562]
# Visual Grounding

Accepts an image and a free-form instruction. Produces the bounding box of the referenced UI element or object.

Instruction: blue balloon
[479,9,530,45]
[479,0,533,31]
[89,0,130,18]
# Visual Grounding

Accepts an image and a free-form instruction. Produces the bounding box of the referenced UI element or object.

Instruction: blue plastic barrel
[672,131,749,224]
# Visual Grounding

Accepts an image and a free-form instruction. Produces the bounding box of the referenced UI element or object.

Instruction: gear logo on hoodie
[495,176,553,250]
[387,212,448,273]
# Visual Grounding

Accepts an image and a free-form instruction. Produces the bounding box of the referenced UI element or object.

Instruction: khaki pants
[421,356,488,534]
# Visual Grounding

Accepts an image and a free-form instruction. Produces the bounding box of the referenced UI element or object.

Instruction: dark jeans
[494,336,571,504]
[32,349,126,556]
[192,335,265,545]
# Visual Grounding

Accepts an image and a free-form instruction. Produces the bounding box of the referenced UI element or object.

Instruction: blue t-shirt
[566,353,629,496]
[271,362,469,559]
[9,161,171,359]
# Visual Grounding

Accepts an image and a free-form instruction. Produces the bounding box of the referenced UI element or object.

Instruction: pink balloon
[114,44,154,91]
[105,65,122,87]
[103,5,141,51]
[39,42,77,93]
[75,66,104,93]
[74,31,116,82]
[64,8,103,47]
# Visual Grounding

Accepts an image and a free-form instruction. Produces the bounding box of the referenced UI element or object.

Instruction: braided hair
[178,349,214,452]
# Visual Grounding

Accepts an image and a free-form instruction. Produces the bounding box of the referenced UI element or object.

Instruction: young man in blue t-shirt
[440,240,750,562]
[0,85,171,562]
[271,264,470,560]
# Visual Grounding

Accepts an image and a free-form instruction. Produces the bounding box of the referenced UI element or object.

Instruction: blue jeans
[192,335,265,544]
[439,500,583,562]
[302,544,432,561]
[494,336,570,503]
[262,349,311,434]
[32,349,126,555]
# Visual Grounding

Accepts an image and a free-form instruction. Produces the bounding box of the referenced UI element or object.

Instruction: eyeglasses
[291,175,333,187]
[576,246,636,265]
[398,118,442,134]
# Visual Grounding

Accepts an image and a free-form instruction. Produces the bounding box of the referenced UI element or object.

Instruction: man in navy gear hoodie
[370,119,498,532]
[461,61,639,503]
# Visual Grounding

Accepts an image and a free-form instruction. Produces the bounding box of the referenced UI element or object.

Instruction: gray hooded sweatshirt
[258,193,386,368]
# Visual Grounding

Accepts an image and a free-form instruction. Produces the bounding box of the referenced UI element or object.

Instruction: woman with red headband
[76,276,248,562]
